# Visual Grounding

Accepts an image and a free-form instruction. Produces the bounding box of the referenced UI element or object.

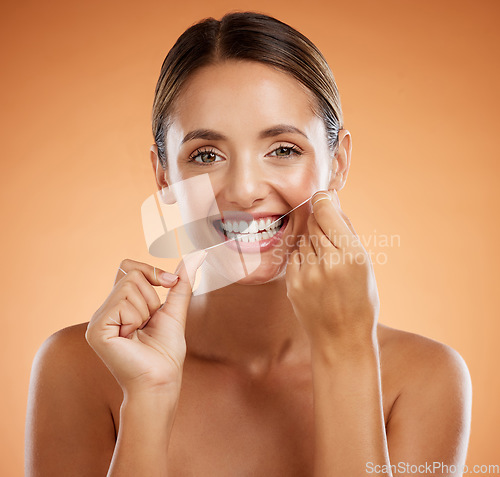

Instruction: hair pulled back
[152,11,343,168]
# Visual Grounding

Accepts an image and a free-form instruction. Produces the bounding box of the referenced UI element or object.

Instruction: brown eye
[268,145,302,158]
[188,148,224,165]
[199,152,217,163]
[276,147,292,156]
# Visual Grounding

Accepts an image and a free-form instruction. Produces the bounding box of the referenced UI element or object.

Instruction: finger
[119,299,149,338]
[299,223,318,263]
[309,211,339,250]
[115,258,179,288]
[113,265,180,334]
[306,213,338,256]
[311,190,357,250]
[148,249,207,332]
[114,266,128,284]
[285,248,301,281]
[118,280,151,322]
[87,273,164,348]
[104,299,148,339]
[121,269,163,317]
[331,190,358,237]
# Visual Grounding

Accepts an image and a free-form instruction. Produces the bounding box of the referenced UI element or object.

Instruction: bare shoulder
[38,321,92,353]
[36,322,92,361]
[376,325,472,461]
[377,322,471,383]
[33,322,115,390]
[30,321,122,411]
[26,323,119,476]
[377,322,472,430]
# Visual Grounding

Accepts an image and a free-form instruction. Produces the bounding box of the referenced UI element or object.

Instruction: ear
[150,144,176,204]
[327,129,352,193]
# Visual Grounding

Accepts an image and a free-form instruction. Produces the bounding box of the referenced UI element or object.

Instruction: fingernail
[160,272,179,284]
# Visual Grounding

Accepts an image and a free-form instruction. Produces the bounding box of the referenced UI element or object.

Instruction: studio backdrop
[1,0,499,475]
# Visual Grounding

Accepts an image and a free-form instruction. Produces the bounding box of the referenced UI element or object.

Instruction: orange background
[1,0,499,474]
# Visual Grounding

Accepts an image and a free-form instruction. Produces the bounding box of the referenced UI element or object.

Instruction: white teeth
[221,217,282,233]
[248,221,259,234]
[224,227,280,242]
[266,218,281,230]
[220,216,285,244]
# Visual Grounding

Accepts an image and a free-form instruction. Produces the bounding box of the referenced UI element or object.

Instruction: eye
[268,144,303,158]
[187,147,225,165]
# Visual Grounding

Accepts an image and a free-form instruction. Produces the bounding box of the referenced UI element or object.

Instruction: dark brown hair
[152,11,343,168]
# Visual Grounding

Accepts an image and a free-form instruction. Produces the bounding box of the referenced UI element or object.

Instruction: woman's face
[160,60,339,285]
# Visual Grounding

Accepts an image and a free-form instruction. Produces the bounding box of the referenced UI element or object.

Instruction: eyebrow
[180,124,309,145]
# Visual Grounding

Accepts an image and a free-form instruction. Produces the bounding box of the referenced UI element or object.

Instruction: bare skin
[26,319,469,476]
[26,61,472,476]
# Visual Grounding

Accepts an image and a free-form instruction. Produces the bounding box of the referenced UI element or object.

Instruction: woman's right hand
[85,250,207,401]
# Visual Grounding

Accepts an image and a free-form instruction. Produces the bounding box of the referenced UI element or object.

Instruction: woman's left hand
[285,189,380,351]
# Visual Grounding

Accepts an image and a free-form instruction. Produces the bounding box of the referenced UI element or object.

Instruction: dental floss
[265,194,313,230]
[202,192,315,252]
[311,196,331,206]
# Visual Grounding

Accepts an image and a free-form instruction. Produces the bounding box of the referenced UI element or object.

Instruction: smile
[212,214,289,252]
[220,216,283,241]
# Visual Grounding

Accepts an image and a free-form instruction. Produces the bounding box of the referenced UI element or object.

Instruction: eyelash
[270,144,303,158]
[187,144,303,165]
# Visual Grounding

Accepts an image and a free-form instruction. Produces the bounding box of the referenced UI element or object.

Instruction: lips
[212,214,289,251]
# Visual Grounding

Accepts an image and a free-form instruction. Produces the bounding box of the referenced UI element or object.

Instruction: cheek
[273,161,326,208]
[267,165,322,241]
[171,173,220,226]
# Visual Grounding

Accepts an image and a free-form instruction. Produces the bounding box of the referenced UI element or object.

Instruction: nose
[220,154,269,209]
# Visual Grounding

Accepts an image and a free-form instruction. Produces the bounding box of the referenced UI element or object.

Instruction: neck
[185,276,311,375]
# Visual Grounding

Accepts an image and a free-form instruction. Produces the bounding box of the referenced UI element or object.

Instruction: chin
[235,263,287,286]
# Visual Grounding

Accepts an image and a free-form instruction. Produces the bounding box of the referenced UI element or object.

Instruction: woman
[26,11,472,476]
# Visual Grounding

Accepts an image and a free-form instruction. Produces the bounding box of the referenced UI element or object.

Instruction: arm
[26,253,206,476]
[310,336,471,477]
[285,190,471,476]
[286,189,391,476]
[25,327,179,477]
[385,340,472,476]
[310,337,390,476]
[25,327,117,476]
[108,391,177,476]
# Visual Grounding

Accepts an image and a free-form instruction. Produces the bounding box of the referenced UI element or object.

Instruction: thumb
[149,249,207,330]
